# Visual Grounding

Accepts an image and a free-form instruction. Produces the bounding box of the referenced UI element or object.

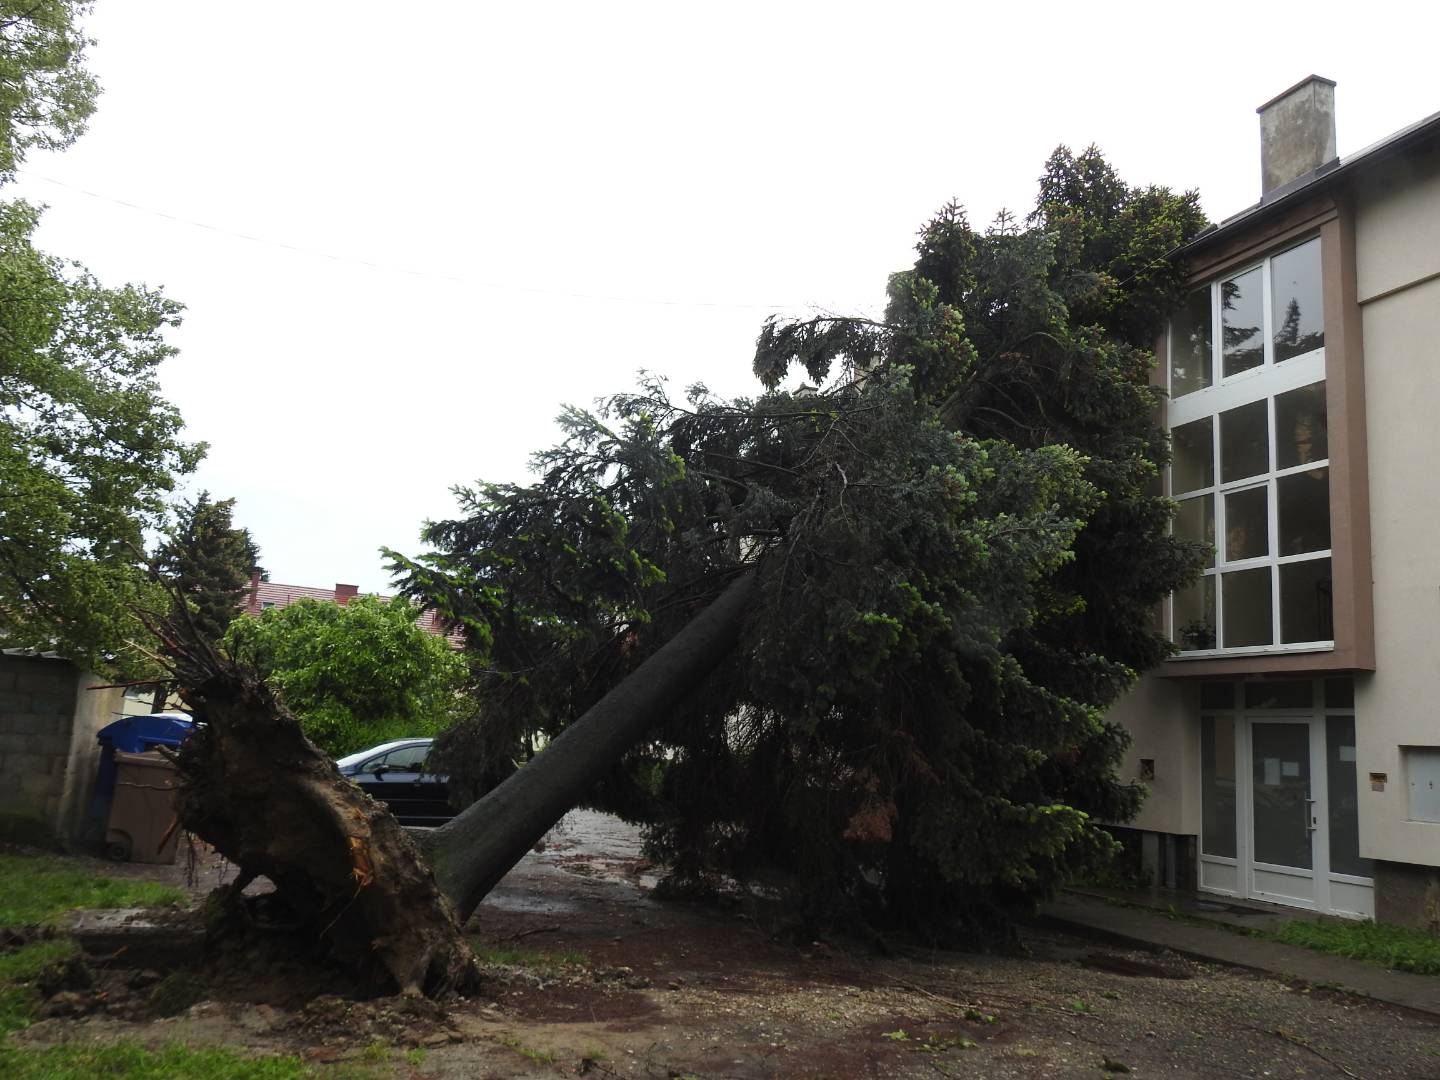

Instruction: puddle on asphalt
[479,888,586,916]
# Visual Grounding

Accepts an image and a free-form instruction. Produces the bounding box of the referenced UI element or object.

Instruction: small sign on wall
[1370,772,1387,792]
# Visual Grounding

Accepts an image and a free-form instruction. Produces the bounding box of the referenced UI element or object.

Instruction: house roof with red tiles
[242,573,464,646]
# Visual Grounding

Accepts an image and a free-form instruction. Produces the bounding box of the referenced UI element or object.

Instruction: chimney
[1258,75,1337,197]
[335,583,359,605]
[247,568,261,614]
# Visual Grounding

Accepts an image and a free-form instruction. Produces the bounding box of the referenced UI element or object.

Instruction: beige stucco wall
[1354,274,1440,866]
[1354,143,1440,305]
[1109,674,1200,836]
[1353,148,1440,868]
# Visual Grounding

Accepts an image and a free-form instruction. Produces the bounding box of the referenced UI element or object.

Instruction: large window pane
[1221,267,1264,377]
[1244,680,1312,710]
[1275,381,1328,469]
[1174,575,1216,651]
[1280,558,1332,643]
[1172,417,1214,493]
[1171,287,1213,397]
[1224,486,1268,561]
[1223,567,1273,647]
[1272,238,1325,363]
[1252,722,1312,869]
[1201,715,1237,858]
[1324,677,1354,709]
[1175,495,1214,566]
[1277,468,1330,555]
[1200,681,1235,709]
[1220,400,1269,483]
[1326,716,1371,878]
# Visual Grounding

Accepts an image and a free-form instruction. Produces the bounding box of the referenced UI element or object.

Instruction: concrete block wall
[0,654,122,842]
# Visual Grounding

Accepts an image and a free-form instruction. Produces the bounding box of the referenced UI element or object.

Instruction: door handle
[1305,797,1318,832]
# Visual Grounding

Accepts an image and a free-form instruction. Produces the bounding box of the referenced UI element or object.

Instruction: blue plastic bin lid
[97,711,195,752]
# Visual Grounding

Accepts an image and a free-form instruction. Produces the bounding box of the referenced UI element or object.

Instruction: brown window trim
[1159,195,1374,676]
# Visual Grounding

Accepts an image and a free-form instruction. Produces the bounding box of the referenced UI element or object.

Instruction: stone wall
[1374,860,1440,933]
[0,653,123,843]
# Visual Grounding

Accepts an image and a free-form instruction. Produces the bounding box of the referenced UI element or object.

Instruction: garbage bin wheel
[103,837,132,862]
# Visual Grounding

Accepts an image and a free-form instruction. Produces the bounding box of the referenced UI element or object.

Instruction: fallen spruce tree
[165,149,1208,994]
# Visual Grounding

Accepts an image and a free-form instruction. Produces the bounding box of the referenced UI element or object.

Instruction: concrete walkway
[1037,890,1440,1018]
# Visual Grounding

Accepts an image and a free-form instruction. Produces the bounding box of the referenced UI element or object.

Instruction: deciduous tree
[0,0,201,673]
[223,595,465,757]
[0,201,200,671]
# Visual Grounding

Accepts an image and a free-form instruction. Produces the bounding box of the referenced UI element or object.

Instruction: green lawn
[0,853,380,1075]
[0,853,185,926]
[1271,918,1440,975]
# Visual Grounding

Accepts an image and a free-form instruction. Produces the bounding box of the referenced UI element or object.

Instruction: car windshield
[335,740,427,770]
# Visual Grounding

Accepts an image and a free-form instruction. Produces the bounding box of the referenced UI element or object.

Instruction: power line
[16,170,837,313]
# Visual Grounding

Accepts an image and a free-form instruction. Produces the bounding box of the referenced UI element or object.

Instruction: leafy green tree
[0,201,200,671]
[0,1,200,673]
[155,492,260,644]
[0,1,98,180]
[223,596,466,757]
[394,147,1209,936]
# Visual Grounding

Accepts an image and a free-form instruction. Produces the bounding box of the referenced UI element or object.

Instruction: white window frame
[1167,238,1331,657]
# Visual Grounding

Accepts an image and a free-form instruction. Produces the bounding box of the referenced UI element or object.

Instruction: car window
[381,744,430,771]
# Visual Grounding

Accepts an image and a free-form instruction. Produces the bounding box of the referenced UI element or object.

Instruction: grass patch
[1094,893,1440,977]
[145,970,207,1018]
[0,1041,345,1079]
[474,944,586,973]
[0,853,185,925]
[495,1032,556,1064]
[1270,919,1440,975]
[0,939,82,1035]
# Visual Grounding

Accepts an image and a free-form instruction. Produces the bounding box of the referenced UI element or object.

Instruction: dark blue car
[335,738,453,827]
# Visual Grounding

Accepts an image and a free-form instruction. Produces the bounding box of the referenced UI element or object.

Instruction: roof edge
[1180,106,1440,259]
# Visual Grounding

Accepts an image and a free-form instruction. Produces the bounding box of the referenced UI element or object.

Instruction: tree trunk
[164,637,480,997]
[421,569,757,921]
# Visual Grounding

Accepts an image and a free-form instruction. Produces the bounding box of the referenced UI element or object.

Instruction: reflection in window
[1272,238,1325,363]
[1171,287,1213,397]
[1174,576,1216,651]
[1275,381,1328,469]
[1164,239,1334,654]
[1172,417,1214,493]
[1280,558,1332,643]
[1327,716,1371,877]
[1277,469,1330,555]
[1243,680,1312,709]
[1201,715,1237,859]
[1221,268,1264,376]
[1225,486,1268,561]
[1223,567,1273,647]
[1200,681,1235,709]
[1174,496,1214,565]
[1220,400,1269,483]
[1251,722,1312,869]
[1324,677,1354,709]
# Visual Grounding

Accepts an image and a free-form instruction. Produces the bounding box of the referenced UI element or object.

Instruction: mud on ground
[16,811,1440,1078]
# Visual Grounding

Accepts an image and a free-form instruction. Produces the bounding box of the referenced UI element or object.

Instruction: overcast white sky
[12,2,1437,593]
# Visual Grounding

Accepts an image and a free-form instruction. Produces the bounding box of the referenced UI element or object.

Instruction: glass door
[1246,718,1319,908]
[1197,679,1372,917]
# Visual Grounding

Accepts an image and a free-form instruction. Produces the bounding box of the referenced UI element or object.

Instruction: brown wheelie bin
[104,750,182,864]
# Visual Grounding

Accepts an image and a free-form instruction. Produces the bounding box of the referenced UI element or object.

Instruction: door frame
[1196,680,1373,918]
[1241,714,1324,911]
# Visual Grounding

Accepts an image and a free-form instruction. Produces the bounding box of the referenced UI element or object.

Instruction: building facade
[1110,78,1440,927]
